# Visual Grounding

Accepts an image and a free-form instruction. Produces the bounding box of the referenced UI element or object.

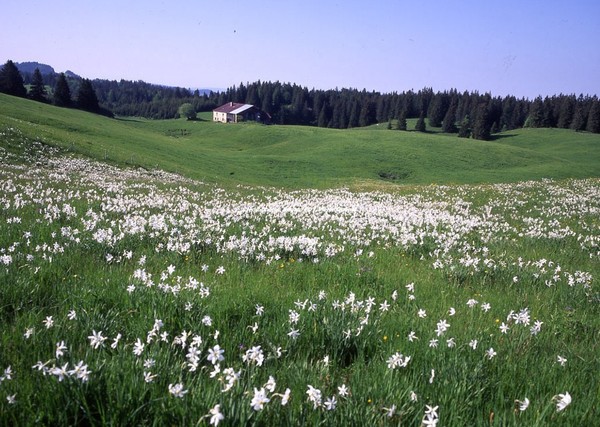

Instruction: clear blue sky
[2,0,599,99]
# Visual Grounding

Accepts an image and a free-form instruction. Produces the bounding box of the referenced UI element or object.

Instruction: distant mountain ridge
[16,61,56,75]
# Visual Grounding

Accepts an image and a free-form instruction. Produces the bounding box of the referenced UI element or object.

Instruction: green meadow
[1,93,600,189]
[1,95,599,425]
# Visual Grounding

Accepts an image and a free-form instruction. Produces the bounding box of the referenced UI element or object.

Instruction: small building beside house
[212,102,270,124]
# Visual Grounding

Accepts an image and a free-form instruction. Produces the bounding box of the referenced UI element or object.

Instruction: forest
[2,60,600,140]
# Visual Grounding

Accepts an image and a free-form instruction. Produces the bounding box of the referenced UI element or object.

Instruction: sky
[2,0,599,99]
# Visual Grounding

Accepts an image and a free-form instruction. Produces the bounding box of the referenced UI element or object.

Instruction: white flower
[264,376,276,393]
[429,339,439,348]
[88,330,106,349]
[250,387,270,411]
[324,396,337,410]
[383,404,396,417]
[111,333,122,349]
[557,355,567,366]
[410,390,418,401]
[208,404,224,426]
[469,339,478,350]
[448,307,456,316]
[418,309,427,318]
[55,341,67,359]
[429,369,435,384]
[67,310,77,320]
[287,328,300,339]
[69,361,91,382]
[24,328,34,339]
[43,316,54,329]
[216,266,225,275]
[499,322,510,334]
[379,300,390,312]
[6,394,16,405]
[467,299,478,308]
[306,385,322,409]
[408,331,418,342]
[144,371,157,383]
[337,384,349,397]
[516,397,529,411]
[446,337,456,348]
[481,302,491,312]
[133,338,145,356]
[486,347,497,359]
[553,392,572,411]
[207,345,225,365]
[168,383,188,398]
[435,319,450,336]
[255,304,264,316]
[280,388,291,405]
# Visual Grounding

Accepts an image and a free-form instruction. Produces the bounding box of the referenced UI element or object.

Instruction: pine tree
[441,100,458,133]
[396,109,407,130]
[427,94,445,127]
[524,96,544,128]
[0,60,27,97]
[53,73,72,107]
[570,103,586,131]
[415,111,426,132]
[76,78,100,112]
[458,115,471,138]
[586,99,600,133]
[29,68,47,102]
[472,103,491,140]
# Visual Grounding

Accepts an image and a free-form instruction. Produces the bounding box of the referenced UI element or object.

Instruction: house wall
[213,111,228,123]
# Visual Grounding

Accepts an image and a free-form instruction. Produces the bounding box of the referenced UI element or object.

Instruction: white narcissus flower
[168,383,188,398]
[554,392,572,412]
[515,397,529,411]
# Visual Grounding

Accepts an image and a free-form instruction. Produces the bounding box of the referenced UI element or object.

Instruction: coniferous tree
[524,96,544,128]
[76,78,100,112]
[586,99,600,133]
[472,103,491,140]
[570,103,586,131]
[53,73,72,107]
[441,100,458,133]
[427,94,445,127]
[396,109,407,130]
[415,111,426,132]
[458,115,471,138]
[557,96,575,128]
[29,68,47,102]
[0,60,27,97]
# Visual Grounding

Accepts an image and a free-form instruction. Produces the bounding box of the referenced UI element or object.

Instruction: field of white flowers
[1,127,599,425]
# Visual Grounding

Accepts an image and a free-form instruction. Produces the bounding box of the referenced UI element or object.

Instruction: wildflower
[481,302,491,312]
[88,330,106,349]
[201,264,209,272]
[243,346,265,366]
[216,266,225,275]
[391,290,398,301]
[557,355,567,366]
[280,388,291,405]
[67,310,77,320]
[6,394,16,405]
[515,397,529,411]
[379,300,390,312]
[429,369,435,384]
[410,390,418,401]
[446,337,456,348]
[24,328,34,339]
[133,338,145,356]
[144,359,156,369]
[52,363,70,381]
[530,320,543,336]
[318,290,327,300]
[207,345,225,365]
[467,299,478,308]
[255,304,265,316]
[202,315,213,326]
[429,339,439,348]
[448,307,456,316]
[287,328,300,339]
[469,339,478,350]
[1,366,12,381]
[111,333,122,349]
[207,404,224,426]
[264,376,277,392]
[435,319,450,336]
[168,383,188,398]
[43,316,54,329]
[250,387,270,410]
[422,404,439,426]
[144,371,157,383]
[499,322,510,334]
[127,284,136,293]
[69,361,91,382]
[306,385,322,409]
[553,392,572,411]
[324,396,337,410]
[383,404,396,417]
[337,384,349,397]
[55,341,67,359]
[408,331,418,342]
[486,347,497,359]
[418,309,427,318]
[406,282,415,292]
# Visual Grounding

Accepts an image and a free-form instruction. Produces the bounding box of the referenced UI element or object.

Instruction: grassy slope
[2,93,600,189]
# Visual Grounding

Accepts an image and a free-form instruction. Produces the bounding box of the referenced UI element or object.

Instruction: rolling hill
[1,93,599,189]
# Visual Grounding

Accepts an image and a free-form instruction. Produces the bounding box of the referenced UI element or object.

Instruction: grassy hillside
[2,93,599,189]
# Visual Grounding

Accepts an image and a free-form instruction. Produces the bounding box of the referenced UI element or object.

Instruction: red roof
[213,102,247,113]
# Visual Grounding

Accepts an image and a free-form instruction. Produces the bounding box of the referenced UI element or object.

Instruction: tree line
[2,59,599,139]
